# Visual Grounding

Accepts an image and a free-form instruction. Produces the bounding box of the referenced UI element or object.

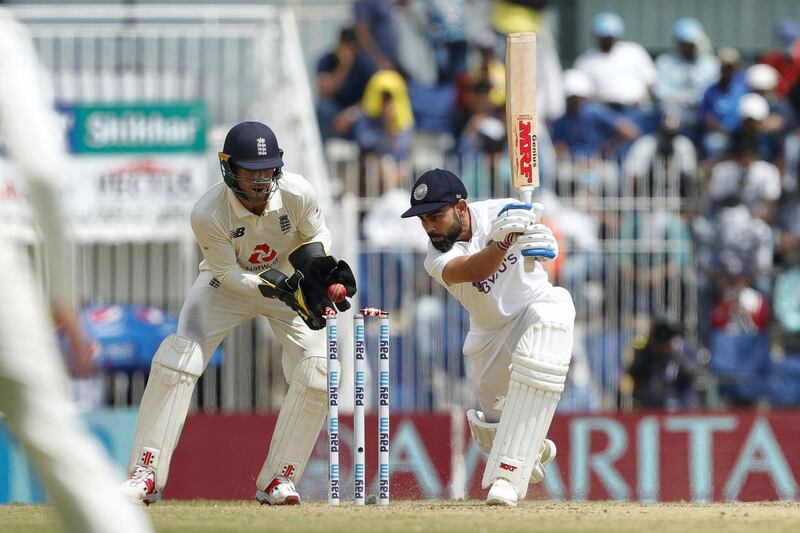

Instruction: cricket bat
[505,32,540,271]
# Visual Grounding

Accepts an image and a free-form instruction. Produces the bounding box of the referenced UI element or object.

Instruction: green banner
[65,102,207,154]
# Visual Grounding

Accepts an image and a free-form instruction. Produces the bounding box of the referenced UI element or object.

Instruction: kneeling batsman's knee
[289,356,328,392]
[512,322,572,393]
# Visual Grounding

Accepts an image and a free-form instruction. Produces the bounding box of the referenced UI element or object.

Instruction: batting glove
[491,202,537,251]
[518,223,558,263]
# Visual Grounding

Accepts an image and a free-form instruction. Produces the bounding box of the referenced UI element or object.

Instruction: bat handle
[518,189,539,272]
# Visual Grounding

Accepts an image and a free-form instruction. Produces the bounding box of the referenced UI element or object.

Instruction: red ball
[327,283,347,303]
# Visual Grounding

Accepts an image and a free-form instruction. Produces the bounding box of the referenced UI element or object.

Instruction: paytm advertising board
[2,411,798,503]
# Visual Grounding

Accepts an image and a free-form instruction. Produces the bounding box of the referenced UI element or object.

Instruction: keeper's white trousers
[0,244,152,533]
[178,271,326,374]
[463,286,575,423]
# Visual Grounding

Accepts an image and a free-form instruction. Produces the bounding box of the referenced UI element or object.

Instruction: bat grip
[518,189,538,272]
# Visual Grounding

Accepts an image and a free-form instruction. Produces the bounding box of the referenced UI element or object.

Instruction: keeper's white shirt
[424,199,552,330]
[191,171,332,295]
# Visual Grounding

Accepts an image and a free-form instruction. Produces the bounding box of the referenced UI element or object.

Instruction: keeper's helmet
[218,121,284,202]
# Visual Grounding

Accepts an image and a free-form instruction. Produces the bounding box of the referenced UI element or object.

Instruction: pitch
[2,500,800,532]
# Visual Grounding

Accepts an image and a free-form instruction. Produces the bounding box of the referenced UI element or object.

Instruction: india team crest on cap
[256,137,267,156]
[413,183,428,201]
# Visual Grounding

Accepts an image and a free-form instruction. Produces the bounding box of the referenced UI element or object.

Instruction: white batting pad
[467,409,555,483]
[256,356,328,489]
[127,334,204,489]
[482,322,572,498]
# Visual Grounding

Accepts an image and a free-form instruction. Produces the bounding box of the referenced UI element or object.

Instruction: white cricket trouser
[0,244,152,533]
[178,271,326,374]
[463,286,575,422]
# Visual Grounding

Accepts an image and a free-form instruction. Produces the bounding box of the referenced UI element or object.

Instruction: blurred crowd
[314,1,800,411]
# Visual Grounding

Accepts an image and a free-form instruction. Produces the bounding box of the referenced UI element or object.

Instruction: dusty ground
[2,500,799,532]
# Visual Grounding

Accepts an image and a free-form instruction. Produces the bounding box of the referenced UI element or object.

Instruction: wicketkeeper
[402,169,575,506]
[121,121,356,505]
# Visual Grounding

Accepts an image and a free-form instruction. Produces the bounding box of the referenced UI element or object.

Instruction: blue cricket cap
[401,168,468,218]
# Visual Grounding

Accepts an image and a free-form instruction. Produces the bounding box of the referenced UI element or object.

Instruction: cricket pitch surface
[2,500,799,532]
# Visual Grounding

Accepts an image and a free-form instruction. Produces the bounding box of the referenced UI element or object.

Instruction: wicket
[326,308,390,507]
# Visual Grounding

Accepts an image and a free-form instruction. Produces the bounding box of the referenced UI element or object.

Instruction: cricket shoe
[531,439,557,484]
[120,466,161,505]
[486,478,518,507]
[255,476,300,505]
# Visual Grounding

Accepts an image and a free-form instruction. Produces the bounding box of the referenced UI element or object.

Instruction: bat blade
[506,32,539,195]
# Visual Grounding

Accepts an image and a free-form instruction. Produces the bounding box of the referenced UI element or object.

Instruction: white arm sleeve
[0,13,73,307]
[190,209,263,296]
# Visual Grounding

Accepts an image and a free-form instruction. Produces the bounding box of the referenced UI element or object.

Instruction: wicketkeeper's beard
[429,214,463,253]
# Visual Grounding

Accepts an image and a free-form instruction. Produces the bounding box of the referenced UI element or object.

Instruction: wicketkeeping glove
[256,268,326,330]
[491,202,537,251]
[289,241,357,315]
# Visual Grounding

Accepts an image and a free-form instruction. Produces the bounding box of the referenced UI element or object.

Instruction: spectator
[710,256,769,336]
[745,63,796,166]
[454,34,506,134]
[622,319,697,410]
[354,0,405,72]
[574,12,657,118]
[624,113,697,193]
[760,18,800,97]
[456,80,505,156]
[316,27,376,140]
[774,246,800,354]
[550,68,639,160]
[699,48,749,160]
[654,18,718,138]
[418,0,469,84]
[353,70,415,192]
[708,126,781,223]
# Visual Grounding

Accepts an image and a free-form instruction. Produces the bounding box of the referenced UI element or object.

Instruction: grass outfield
[2,500,800,532]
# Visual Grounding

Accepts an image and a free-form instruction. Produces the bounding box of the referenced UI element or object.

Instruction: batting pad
[482,322,572,498]
[467,409,552,483]
[256,356,328,489]
[128,334,204,489]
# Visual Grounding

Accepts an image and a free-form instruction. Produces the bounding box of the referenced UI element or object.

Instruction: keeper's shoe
[255,476,301,505]
[486,478,518,507]
[120,466,161,505]
[531,438,557,483]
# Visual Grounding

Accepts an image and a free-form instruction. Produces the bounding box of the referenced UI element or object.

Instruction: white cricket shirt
[574,41,657,106]
[191,171,332,295]
[424,198,552,330]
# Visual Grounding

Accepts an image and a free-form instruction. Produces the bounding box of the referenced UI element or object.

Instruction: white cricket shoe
[255,476,301,505]
[120,466,160,505]
[486,478,518,507]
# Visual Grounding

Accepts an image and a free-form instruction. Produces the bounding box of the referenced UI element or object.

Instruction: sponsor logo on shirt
[471,253,518,294]
[248,243,278,265]
[229,226,246,239]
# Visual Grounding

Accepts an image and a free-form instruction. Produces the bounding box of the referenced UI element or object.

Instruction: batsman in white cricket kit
[121,122,356,505]
[402,169,574,507]
[0,9,152,533]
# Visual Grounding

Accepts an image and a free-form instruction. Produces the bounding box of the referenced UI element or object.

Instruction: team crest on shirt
[279,214,291,234]
[256,137,267,156]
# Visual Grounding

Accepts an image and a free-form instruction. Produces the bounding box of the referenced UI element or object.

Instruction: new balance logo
[209,277,221,288]
[229,226,245,239]
[279,214,291,234]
